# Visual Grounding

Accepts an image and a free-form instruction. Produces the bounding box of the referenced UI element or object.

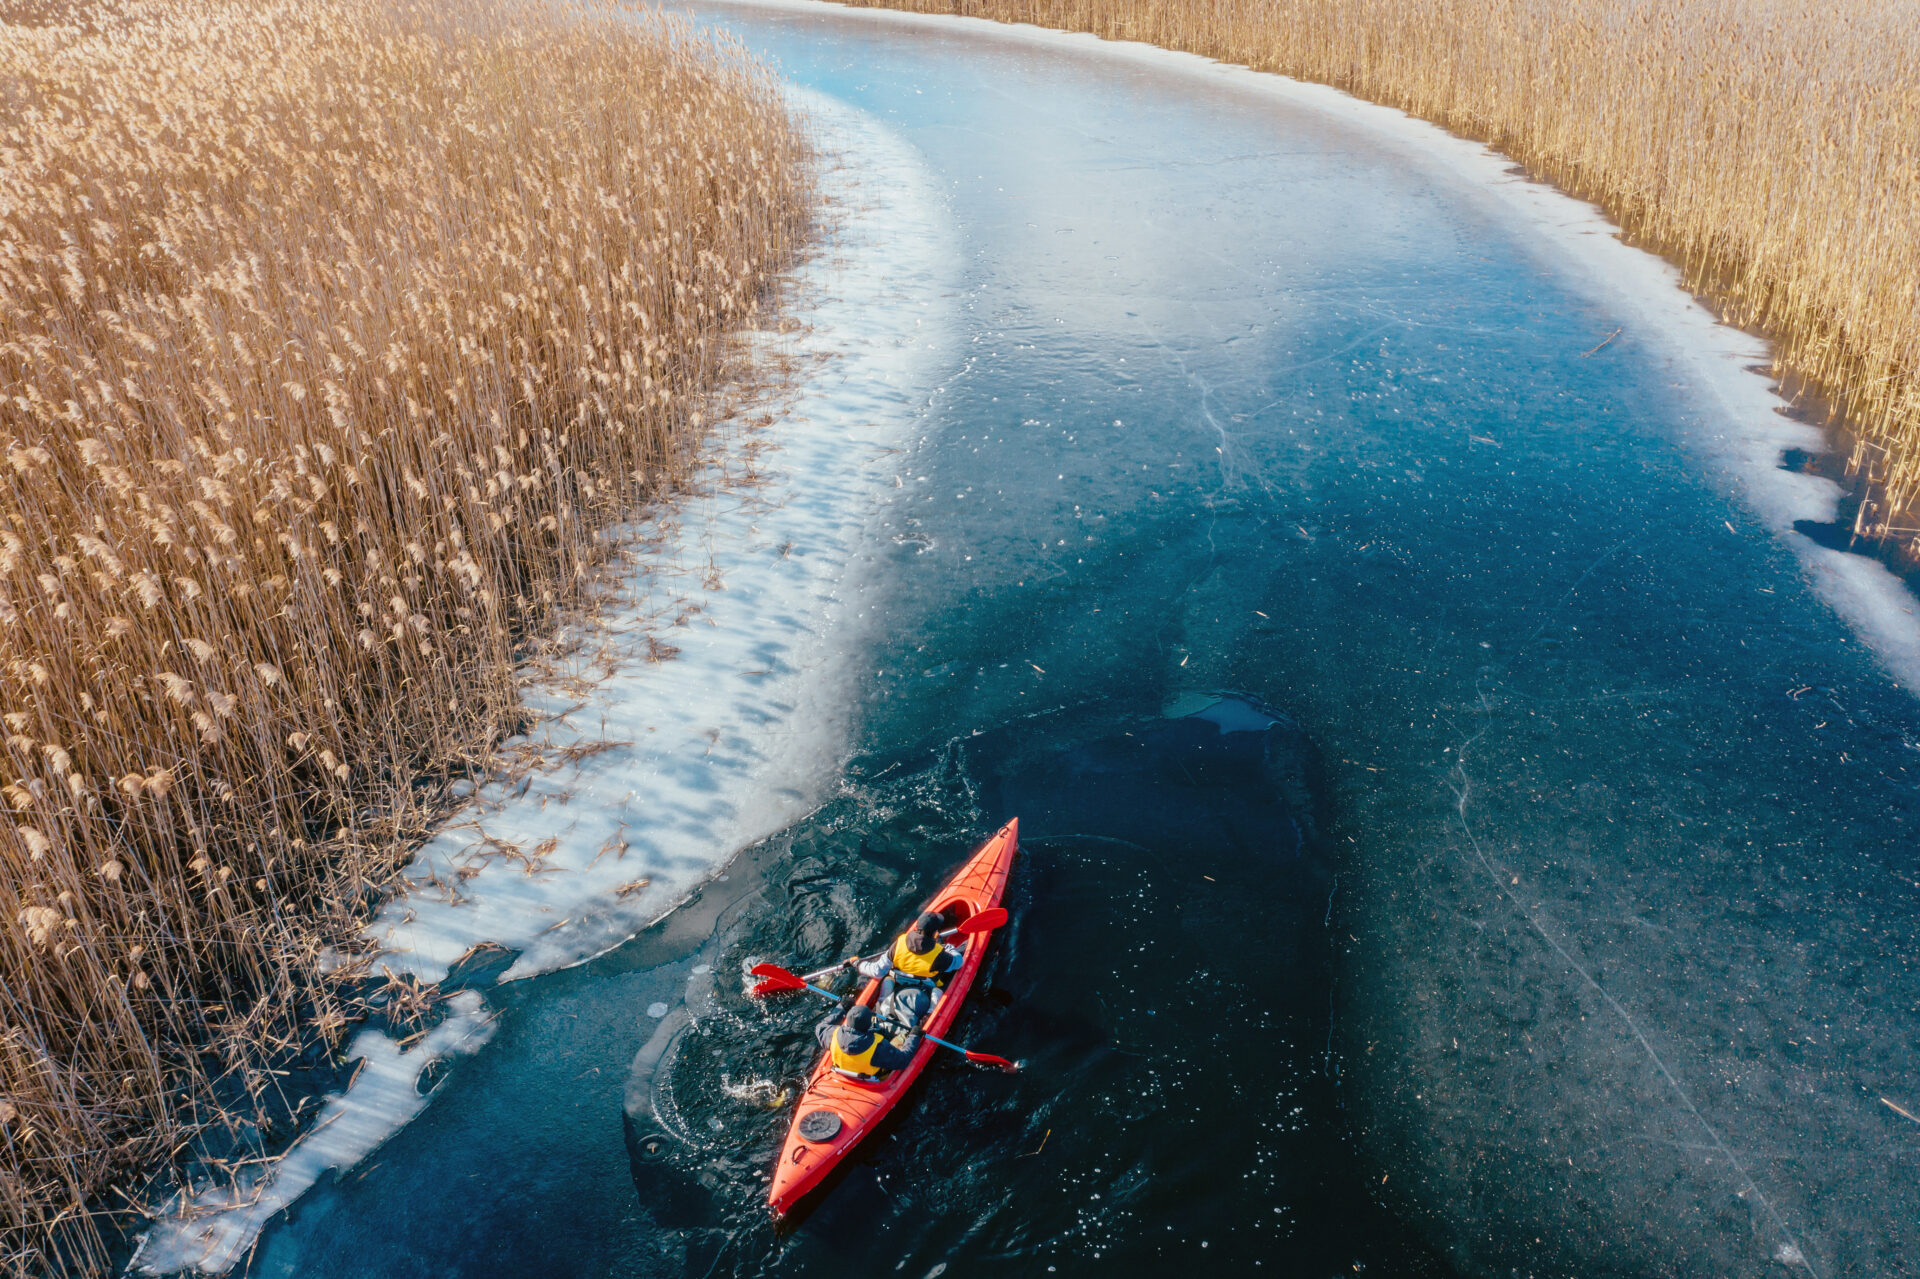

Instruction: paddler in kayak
[845,911,961,1030]
[817,1003,922,1080]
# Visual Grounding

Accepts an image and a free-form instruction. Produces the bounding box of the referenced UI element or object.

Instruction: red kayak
[766,817,1018,1218]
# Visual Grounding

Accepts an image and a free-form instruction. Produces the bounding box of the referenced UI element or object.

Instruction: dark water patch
[1765,367,1920,586]
[1789,476,1868,554]
[1777,447,1828,477]
[236,7,1920,1273]
[618,695,1452,1277]
[1792,516,1862,554]
[443,942,522,993]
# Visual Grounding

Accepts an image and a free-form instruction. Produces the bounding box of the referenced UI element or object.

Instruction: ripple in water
[621,694,1456,1277]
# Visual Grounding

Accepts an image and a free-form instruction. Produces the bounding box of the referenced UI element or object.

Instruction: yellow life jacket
[830,1027,884,1078]
[890,931,945,981]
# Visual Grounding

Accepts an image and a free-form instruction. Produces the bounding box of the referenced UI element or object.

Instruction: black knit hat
[845,1004,874,1033]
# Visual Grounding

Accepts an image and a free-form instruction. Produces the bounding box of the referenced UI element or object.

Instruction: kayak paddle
[747,962,1020,1073]
[800,907,1008,984]
[944,906,1007,938]
[919,1030,1018,1073]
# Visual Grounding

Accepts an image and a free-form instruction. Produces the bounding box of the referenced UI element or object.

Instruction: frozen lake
[164,4,1920,1276]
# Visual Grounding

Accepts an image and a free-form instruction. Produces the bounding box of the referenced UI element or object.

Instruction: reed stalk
[0,0,808,1270]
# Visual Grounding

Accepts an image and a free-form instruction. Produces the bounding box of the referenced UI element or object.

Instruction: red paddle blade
[748,962,806,996]
[952,907,1007,936]
[964,1050,1020,1072]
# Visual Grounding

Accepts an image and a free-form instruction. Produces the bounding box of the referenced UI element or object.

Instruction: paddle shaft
[788,977,928,1040]
[787,976,916,1033]
[919,1031,977,1058]
[802,912,1000,984]
[779,973,1010,1068]
[790,979,918,1036]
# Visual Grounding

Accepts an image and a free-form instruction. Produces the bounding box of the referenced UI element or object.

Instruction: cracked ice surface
[693,7,1920,1275]
[129,90,956,1274]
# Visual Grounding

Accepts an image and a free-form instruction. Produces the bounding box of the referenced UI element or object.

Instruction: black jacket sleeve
[870,1035,922,1072]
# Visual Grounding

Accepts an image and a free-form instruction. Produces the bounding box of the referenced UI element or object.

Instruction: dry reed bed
[845,0,1920,544]
[0,0,807,1270]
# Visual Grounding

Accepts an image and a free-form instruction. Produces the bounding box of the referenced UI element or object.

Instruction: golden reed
[844,0,1920,544]
[0,0,806,1269]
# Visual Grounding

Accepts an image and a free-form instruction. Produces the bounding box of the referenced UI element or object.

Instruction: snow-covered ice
[130,90,956,1274]
[128,994,496,1276]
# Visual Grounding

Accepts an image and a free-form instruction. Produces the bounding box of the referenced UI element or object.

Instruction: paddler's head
[907,911,943,952]
[844,1004,874,1036]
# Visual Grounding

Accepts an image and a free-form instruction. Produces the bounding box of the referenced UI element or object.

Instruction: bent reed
[0,0,806,1270]
[845,0,1920,548]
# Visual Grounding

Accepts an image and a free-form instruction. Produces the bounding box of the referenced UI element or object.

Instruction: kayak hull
[766,817,1018,1218]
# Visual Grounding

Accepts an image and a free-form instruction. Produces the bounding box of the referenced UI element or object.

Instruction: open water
[225,5,1920,1277]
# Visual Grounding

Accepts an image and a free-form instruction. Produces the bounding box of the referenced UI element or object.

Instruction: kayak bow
[765,817,1018,1219]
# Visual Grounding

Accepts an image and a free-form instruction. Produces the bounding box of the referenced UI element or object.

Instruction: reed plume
[0,0,807,1270]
